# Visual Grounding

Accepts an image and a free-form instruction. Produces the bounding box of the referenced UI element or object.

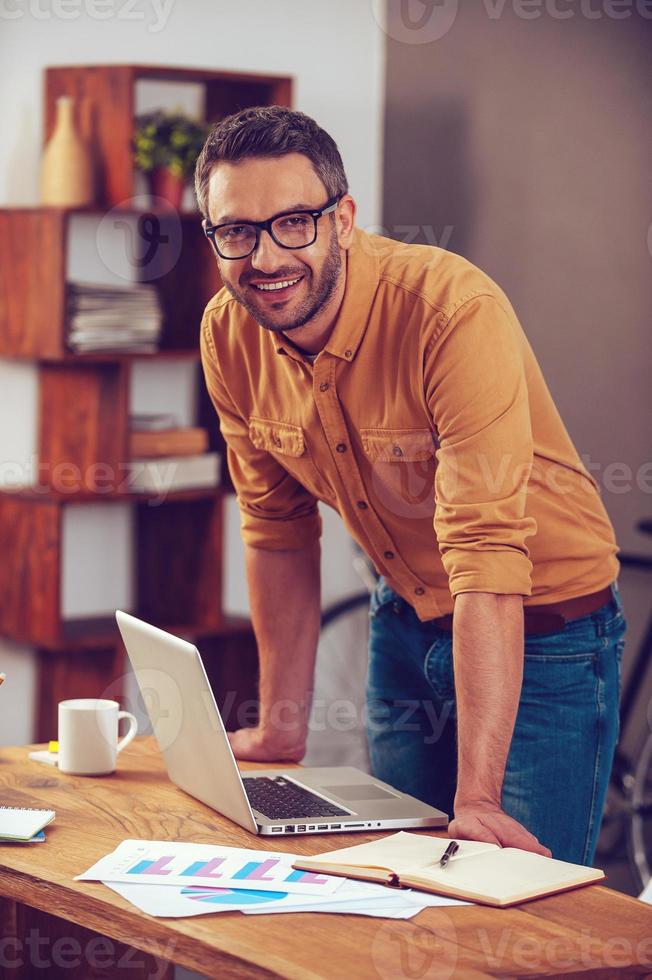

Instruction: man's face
[206,153,344,333]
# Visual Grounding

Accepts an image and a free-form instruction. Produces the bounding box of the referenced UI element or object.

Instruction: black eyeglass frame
[202,195,341,259]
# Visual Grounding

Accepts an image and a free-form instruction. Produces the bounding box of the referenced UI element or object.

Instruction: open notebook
[292,831,605,908]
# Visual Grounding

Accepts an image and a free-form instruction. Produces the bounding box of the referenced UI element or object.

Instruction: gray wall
[382,2,652,756]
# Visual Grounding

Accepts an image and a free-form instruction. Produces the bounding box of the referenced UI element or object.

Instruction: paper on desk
[76,840,343,895]
[102,877,439,919]
[639,879,652,904]
[103,877,392,917]
[243,887,471,917]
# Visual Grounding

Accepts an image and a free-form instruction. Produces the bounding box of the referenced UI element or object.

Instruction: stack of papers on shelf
[75,840,469,919]
[66,281,163,353]
[128,452,221,494]
[129,413,180,432]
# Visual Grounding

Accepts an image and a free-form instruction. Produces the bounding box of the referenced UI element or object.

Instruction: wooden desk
[0,738,651,979]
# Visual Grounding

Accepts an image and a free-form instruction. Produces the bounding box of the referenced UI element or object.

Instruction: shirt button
[357,500,368,510]
[392,445,403,457]
[344,349,353,359]
[414,587,425,596]
[336,443,347,453]
[384,550,395,560]
[319,382,329,392]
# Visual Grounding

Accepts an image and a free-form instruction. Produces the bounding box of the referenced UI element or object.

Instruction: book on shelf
[66,281,163,353]
[292,832,605,908]
[129,413,179,432]
[129,427,209,459]
[128,452,221,494]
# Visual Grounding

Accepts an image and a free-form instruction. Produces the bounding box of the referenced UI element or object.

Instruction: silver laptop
[116,610,447,836]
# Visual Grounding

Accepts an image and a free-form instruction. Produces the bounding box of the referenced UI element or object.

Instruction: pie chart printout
[180,885,289,905]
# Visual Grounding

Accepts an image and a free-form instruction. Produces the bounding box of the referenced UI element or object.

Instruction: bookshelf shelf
[0,486,224,505]
[0,62,291,740]
[37,349,202,365]
[61,613,253,651]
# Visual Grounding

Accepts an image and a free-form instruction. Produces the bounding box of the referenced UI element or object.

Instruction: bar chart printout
[76,840,344,895]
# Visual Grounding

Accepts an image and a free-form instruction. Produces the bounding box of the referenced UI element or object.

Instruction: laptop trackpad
[320,784,400,802]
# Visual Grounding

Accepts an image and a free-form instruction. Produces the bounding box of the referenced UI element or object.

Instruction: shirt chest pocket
[248,416,335,503]
[360,427,437,518]
[360,427,438,462]
[248,417,306,457]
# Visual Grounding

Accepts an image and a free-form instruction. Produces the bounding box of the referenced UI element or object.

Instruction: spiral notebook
[0,807,55,842]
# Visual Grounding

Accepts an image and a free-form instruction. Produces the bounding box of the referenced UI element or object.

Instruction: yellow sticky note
[48,740,59,753]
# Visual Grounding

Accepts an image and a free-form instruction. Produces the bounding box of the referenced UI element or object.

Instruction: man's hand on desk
[449,803,552,857]
[227,725,307,763]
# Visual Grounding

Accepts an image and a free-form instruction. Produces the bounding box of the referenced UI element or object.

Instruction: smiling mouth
[250,276,304,293]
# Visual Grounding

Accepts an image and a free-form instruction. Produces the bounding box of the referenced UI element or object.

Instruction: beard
[221,225,342,333]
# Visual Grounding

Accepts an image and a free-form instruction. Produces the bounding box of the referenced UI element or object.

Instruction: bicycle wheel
[302,591,372,773]
[628,729,652,891]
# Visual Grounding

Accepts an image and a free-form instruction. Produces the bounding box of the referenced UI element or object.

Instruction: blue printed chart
[103,880,296,917]
[181,886,288,905]
[102,877,462,919]
[76,840,343,895]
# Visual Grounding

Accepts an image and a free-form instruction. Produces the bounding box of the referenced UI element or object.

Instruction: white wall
[0,1,386,747]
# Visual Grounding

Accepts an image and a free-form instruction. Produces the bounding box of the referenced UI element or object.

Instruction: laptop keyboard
[242,776,349,820]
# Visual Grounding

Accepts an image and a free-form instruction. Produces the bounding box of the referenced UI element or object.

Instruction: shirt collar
[273,227,380,363]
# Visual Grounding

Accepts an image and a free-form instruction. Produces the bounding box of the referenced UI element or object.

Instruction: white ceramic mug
[58,699,138,775]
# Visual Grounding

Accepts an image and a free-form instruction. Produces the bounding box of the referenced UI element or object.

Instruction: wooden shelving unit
[0,63,292,739]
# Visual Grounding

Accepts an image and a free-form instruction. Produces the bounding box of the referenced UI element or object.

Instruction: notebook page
[305,832,498,874]
[413,847,603,902]
[0,807,55,841]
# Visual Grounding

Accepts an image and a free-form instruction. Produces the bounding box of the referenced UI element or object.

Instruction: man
[195,105,626,865]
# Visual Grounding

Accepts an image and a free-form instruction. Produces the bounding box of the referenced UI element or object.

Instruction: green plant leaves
[133,110,209,179]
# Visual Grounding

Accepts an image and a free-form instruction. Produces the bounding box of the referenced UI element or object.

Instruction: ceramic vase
[41,95,94,207]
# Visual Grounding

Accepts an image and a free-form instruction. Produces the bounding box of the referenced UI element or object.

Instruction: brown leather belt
[430,586,613,636]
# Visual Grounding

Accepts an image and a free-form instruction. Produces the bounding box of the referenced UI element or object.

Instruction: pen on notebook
[439,840,460,868]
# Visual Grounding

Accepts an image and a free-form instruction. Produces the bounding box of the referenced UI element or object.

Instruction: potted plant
[133,110,209,209]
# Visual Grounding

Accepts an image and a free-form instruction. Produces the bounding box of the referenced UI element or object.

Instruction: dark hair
[194,105,348,218]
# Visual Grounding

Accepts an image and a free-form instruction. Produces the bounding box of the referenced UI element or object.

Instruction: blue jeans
[366,578,627,866]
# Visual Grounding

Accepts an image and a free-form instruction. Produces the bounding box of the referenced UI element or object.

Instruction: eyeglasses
[203,195,340,260]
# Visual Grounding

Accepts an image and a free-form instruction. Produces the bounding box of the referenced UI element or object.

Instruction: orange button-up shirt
[200,228,619,621]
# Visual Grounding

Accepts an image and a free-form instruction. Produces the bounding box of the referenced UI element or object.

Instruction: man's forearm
[245,540,321,752]
[452,592,524,809]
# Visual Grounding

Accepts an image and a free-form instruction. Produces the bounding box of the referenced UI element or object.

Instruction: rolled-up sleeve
[200,315,322,550]
[424,294,537,597]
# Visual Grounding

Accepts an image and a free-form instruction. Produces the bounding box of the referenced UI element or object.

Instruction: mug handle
[116,710,138,754]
